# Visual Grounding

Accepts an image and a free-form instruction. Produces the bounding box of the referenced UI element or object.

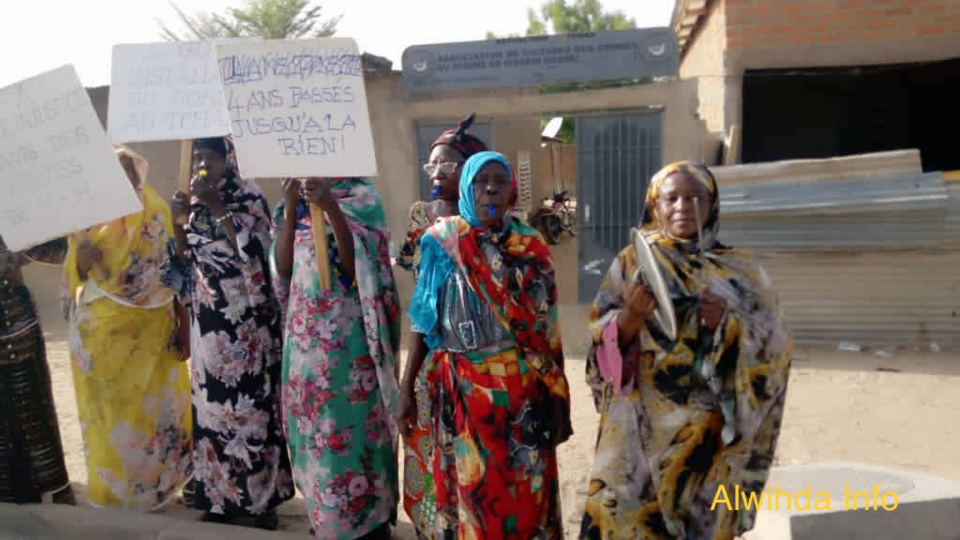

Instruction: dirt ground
[40,324,960,538]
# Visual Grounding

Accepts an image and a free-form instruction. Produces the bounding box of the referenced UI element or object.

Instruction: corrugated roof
[713,172,960,350]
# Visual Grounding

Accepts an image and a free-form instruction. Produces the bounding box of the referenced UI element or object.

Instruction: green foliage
[158,0,341,41]
[487,0,635,39]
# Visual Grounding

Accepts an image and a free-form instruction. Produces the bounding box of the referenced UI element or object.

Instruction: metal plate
[631,227,677,340]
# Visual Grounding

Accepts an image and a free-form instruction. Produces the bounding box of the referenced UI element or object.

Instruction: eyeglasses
[422,161,462,176]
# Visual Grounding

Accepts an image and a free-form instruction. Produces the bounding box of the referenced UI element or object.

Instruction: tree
[487,0,635,39]
[158,0,341,41]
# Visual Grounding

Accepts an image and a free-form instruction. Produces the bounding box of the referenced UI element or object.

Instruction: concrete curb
[742,461,960,539]
[0,503,307,539]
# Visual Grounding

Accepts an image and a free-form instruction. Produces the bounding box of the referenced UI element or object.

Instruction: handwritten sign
[108,41,231,142]
[0,65,142,252]
[215,37,377,178]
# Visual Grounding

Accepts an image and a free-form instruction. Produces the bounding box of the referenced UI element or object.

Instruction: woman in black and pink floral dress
[162,136,293,530]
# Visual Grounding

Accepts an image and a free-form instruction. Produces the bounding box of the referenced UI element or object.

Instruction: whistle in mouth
[486,204,496,218]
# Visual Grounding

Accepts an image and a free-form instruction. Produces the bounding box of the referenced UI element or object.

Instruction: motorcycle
[532,190,577,245]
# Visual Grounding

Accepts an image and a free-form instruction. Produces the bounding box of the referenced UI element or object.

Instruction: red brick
[852,7,890,19]
[917,24,948,35]
[787,34,820,44]
[850,31,879,40]
[738,25,772,37]
[727,38,753,50]
[821,10,851,20]
[920,4,948,14]
[885,7,914,16]
[774,2,805,13]
[868,19,897,29]
[725,4,770,26]
[885,29,913,40]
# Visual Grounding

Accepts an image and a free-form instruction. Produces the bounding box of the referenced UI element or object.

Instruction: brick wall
[680,1,729,134]
[725,0,959,50]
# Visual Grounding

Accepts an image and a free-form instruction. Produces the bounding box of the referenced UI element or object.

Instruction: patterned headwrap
[458,151,515,227]
[641,161,721,253]
[431,113,488,159]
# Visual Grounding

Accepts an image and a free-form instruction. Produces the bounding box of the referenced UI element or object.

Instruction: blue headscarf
[408,151,513,346]
[458,151,513,227]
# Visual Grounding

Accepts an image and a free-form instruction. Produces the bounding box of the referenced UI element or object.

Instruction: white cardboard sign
[0,65,143,252]
[108,41,231,142]
[215,37,378,178]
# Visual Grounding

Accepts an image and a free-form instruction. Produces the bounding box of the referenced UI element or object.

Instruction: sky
[0,0,674,88]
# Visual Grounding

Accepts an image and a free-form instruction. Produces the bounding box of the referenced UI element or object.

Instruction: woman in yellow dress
[63,146,192,510]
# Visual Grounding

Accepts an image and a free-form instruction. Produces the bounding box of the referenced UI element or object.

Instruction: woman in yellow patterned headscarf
[579,161,793,540]
[62,147,192,510]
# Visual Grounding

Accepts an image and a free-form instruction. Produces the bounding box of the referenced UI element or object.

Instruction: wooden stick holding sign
[308,197,332,291]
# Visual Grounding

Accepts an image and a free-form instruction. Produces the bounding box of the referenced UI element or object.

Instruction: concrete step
[0,503,306,539]
[742,462,960,539]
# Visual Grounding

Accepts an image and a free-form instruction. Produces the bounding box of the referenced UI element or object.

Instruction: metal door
[415,121,494,201]
[576,111,662,303]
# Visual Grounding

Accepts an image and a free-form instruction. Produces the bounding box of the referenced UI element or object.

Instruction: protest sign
[0,65,142,252]
[215,37,378,178]
[108,41,231,142]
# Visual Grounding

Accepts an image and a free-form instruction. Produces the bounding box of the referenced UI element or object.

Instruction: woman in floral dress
[271,176,401,540]
[394,113,487,538]
[162,137,294,529]
[403,151,573,539]
[63,146,192,510]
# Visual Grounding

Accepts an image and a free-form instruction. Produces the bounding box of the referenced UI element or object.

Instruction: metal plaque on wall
[401,28,679,93]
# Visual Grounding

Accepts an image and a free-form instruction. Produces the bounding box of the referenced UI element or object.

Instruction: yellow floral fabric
[63,169,192,510]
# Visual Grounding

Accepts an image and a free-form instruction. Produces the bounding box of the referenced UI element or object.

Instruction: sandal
[254,510,279,531]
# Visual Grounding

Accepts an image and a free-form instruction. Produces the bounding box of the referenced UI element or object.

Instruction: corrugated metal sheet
[721,172,946,216]
[713,173,960,351]
[758,251,960,350]
[717,172,949,251]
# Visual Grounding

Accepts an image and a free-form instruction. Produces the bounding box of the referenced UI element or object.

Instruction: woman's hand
[190,173,223,211]
[698,289,727,332]
[75,239,102,279]
[301,177,335,210]
[398,384,417,438]
[616,281,657,349]
[175,300,191,362]
[282,178,301,209]
[170,190,190,224]
[622,281,657,323]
